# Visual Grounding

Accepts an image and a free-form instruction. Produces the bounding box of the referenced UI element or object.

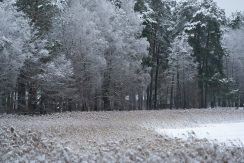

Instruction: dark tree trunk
[94,93,98,111]
[17,79,26,111]
[204,83,208,108]
[138,90,143,110]
[28,83,37,112]
[175,65,181,109]
[146,86,150,110]
[154,46,160,109]
[182,67,186,109]
[200,81,204,108]
[170,75,174,109]
[103,74,111,111]
[148,69,154,110]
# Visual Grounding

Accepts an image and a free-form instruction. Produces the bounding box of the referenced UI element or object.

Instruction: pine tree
[229,12,244,29]
[185,0,225,108]
[15,0,64,113]
[15,0,57,35]
[135,0,174,109]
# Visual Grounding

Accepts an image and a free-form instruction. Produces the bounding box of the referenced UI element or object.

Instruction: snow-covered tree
[222,14,244,106]
[38,53,75,112]
[168,32,197,108]
[14,0,70,113]
[15,0,59,35]
[2,0,241,113]
[49,0,149,111]
[185,0,226,108]
[0,0,32,110]
[54,0,107,110]
[135,0,175,109]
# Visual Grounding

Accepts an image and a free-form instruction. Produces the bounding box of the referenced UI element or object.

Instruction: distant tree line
[0,0,244,114]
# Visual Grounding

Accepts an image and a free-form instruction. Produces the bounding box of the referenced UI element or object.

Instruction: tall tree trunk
[182,67,186,109]
[129,90,136,110]
[94,91,98,111]
[204,83,208,108]
[138,90,143,110]
[7,94,11,113]
[175,64,180,109]
[148,69,154,110]
[154,46,160,109]
[199,59,204,108]
[28,83,37,112]
[200,81,204,108]
[17,79,26,111]
[3,92,7,113]
[204,30,210,108]
[103,69,111,111]
[170,75,174,109]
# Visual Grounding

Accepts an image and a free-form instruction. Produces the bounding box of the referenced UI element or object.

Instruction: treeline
[0,0,244,114]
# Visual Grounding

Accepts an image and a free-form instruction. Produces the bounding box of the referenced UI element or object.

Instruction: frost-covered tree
[38,53,75,112]
[100,0,149,110]
[1,0,241,113]
[50,0,149,111]
[222,14,244,106]
[14,0,69,113]
[0,0,32,111]
[168,32,197,108]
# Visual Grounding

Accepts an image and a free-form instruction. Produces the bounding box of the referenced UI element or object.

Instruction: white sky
[214,0,244,16]
[176,0,244,16]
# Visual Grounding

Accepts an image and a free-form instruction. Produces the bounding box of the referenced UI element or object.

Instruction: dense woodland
[0,0,244,114]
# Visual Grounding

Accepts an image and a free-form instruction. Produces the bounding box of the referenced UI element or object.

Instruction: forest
[1,0,244,114]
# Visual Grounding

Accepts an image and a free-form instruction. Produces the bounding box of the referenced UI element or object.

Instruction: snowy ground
[1,108,244,162]
[156,122,244,146]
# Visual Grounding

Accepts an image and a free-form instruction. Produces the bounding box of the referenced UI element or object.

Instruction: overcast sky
[176,0,244,16]
[214,0,244,16]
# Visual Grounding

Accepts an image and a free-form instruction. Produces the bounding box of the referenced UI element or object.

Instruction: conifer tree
[185,0,225,108]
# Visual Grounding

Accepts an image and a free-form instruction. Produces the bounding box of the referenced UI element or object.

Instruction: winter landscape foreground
[1,108,244,162]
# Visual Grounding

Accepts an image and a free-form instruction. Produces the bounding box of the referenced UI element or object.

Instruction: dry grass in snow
[1,108,244,162]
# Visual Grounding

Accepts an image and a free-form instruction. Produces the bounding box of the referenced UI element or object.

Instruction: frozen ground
[1,108,244,162]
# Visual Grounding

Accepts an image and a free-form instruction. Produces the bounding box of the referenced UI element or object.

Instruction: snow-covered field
[156,122,244,146]
[1,108,244,162]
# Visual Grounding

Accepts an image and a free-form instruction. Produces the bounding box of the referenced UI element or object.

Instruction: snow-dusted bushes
[1,109,244,162]
[0,127,77,162]
[1,127,244,163]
